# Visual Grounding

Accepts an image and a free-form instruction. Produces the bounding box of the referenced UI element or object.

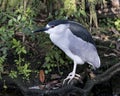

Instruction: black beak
[32,27,49,33]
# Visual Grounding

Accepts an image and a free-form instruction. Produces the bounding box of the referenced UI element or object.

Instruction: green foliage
[99,18,115,28]
[12,38,27,55]
[3,80,7,89]
[115,19,120,31]
[43,46,72,74]
[8,0,20,7]
[17,63,32,80]
[0,0,119,82]
[11,38,31,80]
[0,3,35,80]
[63,0,76,16]
[9,71,17,79]
[53,8,67,20]
[0,56,5,79]
[0,22,13,80]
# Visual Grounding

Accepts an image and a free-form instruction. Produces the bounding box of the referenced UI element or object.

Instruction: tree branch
[1,62,120,96]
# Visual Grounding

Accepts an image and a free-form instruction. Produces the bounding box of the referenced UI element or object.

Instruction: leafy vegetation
[115,19,120,31]
[43,46,72,74]
[0,0,119,82]
[0,0,36,80]
[9,38,31,80]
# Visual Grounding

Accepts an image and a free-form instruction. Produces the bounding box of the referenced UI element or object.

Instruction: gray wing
[68,37,100,69]
[68,21,95,46]
[67,22,100,68]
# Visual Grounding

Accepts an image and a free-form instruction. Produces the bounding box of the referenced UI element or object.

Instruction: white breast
[49,26,84,64]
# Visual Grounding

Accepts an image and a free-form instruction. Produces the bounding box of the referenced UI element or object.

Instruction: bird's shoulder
[68,21,95,45]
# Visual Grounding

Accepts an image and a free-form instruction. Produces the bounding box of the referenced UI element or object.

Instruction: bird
[33,20,101,83]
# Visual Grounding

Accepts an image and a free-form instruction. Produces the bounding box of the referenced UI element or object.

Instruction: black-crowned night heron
[33,20,101,83]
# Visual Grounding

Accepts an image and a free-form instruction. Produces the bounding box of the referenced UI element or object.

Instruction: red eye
[51,25,55,28]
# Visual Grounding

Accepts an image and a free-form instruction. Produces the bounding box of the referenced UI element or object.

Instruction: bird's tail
[95,56,101,68]
[88,55,101,70]
[93,55,101,69]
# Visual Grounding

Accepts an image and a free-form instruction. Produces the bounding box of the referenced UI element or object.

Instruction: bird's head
[32,20,69,34]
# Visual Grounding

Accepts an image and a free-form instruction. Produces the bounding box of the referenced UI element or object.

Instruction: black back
[48,20,68,26]
[48,20,95,45]
[68,21,95,45]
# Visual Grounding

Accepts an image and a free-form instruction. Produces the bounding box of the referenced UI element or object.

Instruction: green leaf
[9,71,17,78]
[45,57,50,62]
[21,16,27,22]
[60,59,64,64]
[12,18,17,23]
[80,10,86,17]
[45,70,49,74]
[8,19,13,26]
[17,15,21,21]
[21,47,27,54]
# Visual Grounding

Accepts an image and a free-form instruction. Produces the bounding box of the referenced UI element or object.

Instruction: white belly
[49,31,84,64]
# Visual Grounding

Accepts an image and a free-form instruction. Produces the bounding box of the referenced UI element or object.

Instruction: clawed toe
[63,73,82,84]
